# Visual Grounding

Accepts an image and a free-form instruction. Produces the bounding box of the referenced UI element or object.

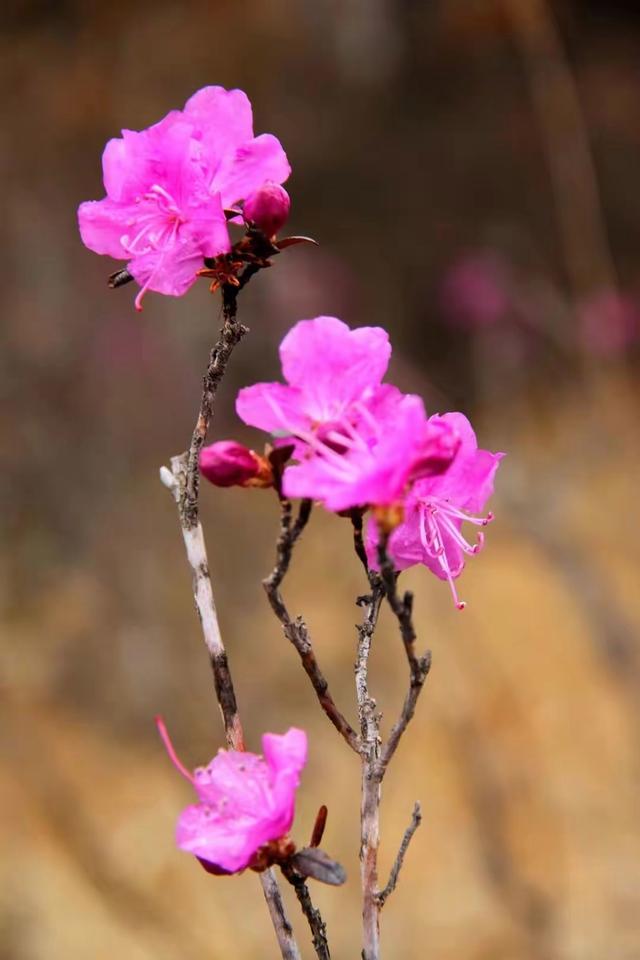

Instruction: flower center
[121,184,186,257]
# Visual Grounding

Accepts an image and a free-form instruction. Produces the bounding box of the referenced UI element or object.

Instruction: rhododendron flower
[157,719,307,874]
[78,86,290,310]
[283,390,460,512]
[366,413,503,608]
[236,316,460,511]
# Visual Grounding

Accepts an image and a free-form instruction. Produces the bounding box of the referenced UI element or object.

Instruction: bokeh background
[2,1,640,957]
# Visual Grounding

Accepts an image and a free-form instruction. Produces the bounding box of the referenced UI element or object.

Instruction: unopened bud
[244,181,291,238]
[199,441,272,488]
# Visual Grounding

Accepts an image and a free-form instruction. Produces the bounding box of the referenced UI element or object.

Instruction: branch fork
[264,503,430,958]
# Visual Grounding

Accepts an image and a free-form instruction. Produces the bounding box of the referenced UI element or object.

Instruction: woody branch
[160,277,301,960]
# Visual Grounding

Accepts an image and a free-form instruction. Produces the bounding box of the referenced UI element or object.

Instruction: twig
[355,580,384,960]
[181,269,260,530]
[161,275,301,960]
[263,498,360,752]
[350,509,370,576]
[160,460,244,751]
[260,869,301,960]
[353,535,428,958]
[375,803,422,908]
[281,863,332,960]
[376,537,431,772]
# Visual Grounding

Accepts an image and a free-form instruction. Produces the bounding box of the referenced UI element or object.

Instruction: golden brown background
[2,1,639,957]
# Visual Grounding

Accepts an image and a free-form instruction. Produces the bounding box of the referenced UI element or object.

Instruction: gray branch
[263,498,360,753]
[376,803,422,908]
[281,862,332,960]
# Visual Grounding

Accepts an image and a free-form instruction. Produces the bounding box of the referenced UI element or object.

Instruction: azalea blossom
[78,86,290,310]
[157,719,307,874]
[236,315,460,511]
[282,389,459,511]
[366,413,503,608]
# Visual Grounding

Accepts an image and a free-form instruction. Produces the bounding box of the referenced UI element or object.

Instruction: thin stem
[263,498,360,752]
[355,580,384,960]
[350,509,370,576]
[260,869,302,960]
[281,863,332,960]
[161,274,301,960]
[376,537,431,773]
[375,803,422,908]
[162,459,244,751]
[181,269,260,530]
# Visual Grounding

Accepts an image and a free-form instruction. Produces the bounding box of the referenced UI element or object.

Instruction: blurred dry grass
[2,1,640,958]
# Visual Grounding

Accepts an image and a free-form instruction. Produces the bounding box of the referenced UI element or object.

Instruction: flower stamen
[155,715,195,784]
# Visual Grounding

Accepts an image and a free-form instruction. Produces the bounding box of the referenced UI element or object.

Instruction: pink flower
[283,389,459,512]
[244,181,291,237]
[578,290,639,357]
[366,413,503,608]
[199,440,269,488]
[78,86,290,310]
[236,316,460,511]
[157,718,307,874]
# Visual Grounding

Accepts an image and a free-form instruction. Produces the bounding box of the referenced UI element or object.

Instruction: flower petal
[78,198,133,258]
[262,728,307,778]
[236,382,308,435]
[128,241,204,298]
[183,86,255,158]
[212,134,291,208]
[280,317,391,418]
[420,412,503,510]
[102,111,188,203]
[176,803,264,873]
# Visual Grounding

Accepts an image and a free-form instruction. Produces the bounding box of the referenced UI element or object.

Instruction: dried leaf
[290,847,346,886]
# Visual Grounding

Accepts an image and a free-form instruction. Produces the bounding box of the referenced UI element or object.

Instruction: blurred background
[2,0,639,957]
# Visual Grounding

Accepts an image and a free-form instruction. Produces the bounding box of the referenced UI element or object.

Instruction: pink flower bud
[244,181,291,237]
[200,441,266,488]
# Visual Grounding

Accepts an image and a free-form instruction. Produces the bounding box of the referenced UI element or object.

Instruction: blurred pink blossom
[440,252,511,328]
[157,719,307,874]
[78,86,290,310]
[366,413,503,608]
[578,290,639,357]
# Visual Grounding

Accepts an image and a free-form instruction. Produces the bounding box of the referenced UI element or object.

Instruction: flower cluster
[203,315,503,608]
[78,86,290,310]
[81,85,506,895]
[157,719,307,874]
